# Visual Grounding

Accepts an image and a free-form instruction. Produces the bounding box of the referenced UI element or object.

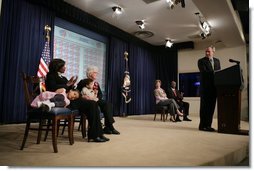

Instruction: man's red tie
[173,89,177,97]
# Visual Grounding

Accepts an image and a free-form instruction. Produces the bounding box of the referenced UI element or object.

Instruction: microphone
[229,59,240,64]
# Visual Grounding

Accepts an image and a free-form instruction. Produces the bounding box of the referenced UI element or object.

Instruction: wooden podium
[214,64,248,135]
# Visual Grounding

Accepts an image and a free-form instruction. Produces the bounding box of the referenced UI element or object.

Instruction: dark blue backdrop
[0,0,177,123]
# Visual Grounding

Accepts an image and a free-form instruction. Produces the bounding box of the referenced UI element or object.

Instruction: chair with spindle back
[20,72,75,153]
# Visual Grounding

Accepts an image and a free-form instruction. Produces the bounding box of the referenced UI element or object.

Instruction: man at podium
[198,46,221,132]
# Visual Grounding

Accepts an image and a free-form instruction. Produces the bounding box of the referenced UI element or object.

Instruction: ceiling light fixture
[195,12,211,39]
[112,6,122,15]
[165,39,173,48]
[166,0,175,9]
[135,20,145,30]
[166,0,185,9]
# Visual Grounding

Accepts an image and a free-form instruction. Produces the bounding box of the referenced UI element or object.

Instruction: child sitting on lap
[81,78,98,102]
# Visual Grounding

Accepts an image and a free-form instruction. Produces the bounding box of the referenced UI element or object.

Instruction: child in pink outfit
[31,88,79,111]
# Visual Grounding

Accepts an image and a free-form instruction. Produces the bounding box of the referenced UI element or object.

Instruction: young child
[31,88,80,112]
[81,78,99,102]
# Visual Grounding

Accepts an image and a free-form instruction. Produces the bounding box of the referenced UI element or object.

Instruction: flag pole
[38,25,51,92]
[121,51,131,117]
[45,25,51,43]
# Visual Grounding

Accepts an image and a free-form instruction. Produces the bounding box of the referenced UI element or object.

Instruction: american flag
[37,41,51,78]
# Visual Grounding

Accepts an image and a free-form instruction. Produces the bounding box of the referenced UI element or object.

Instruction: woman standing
[45,58,109,142]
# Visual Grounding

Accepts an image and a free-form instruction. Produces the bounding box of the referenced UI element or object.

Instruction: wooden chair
[20,72,75,153]
[154,104,168,122]
[61,114,87,138]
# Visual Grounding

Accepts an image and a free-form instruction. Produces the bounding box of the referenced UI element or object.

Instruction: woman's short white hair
[86,66,99,78]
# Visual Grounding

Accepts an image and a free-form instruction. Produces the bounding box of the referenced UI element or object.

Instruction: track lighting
[165,39,173,48]
[112,6,122,15]
[166,0,185,9]
[135,20,145,30]
[166,0,175,9]
[195,12,211,39]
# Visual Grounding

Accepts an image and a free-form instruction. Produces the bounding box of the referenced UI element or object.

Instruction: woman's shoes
[169,116,176,122]
[177,110,184,117]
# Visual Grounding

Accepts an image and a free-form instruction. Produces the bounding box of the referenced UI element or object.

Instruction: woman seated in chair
[45,58,109,143]
[154,80,183,122]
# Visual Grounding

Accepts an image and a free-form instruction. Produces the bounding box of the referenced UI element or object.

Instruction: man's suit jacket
[167,88,183,106]
[198,57,221,96]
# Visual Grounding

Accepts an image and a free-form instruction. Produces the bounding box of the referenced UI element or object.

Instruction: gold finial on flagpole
[124,51,128,61]
[44,25,51,42]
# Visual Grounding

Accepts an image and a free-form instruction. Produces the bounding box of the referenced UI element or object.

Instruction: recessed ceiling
[64,0,247,49]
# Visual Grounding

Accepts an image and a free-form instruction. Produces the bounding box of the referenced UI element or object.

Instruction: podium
[214,64,248,135]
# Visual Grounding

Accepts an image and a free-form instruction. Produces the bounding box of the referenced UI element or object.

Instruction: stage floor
[0,115,249,167]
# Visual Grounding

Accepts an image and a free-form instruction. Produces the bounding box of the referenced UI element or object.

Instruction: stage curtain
[127,43,156,115]
[154,49,178,91]
[0,0,55,123]
[107,37,129,115]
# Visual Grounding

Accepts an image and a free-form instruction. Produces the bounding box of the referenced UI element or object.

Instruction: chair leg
[44,119,51,141]
[57,120,62,137]
[20,121,31,150]
[166,113,169,121]
[68,115,74,145]
[61,119,67,135]
[51,117,58,153]
[154,113,157,121]
[78,119,81,131]
[162,109,166,122]
[37,119,44,144]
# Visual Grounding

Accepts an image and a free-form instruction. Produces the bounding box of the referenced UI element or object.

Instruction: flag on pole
[37,25,51,92]
[37,41,50,78]
[122,51,131,103]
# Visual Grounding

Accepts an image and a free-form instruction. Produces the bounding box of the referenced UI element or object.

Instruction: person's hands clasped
[67,75,78,86]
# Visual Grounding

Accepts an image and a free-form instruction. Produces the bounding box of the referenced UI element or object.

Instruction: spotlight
[165,39,173,48]
[200,21,211,35]
[195,12,211,39]
[135,20,145,30]
[166,0,185,9]
[112,6,122,15]
[166,0,175,9]
[200,32,207,39]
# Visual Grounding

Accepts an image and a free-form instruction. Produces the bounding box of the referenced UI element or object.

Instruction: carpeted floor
[0,115,249,167]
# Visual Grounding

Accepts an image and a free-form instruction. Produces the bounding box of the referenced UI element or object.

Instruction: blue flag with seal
[122,51,131,103]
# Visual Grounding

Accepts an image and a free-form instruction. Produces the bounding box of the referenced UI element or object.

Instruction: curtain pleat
[0,0,55,123]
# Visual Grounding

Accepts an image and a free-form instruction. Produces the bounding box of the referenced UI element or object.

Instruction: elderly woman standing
[45,59,109,142]
[154,80,183,122]
[77,66,120,135]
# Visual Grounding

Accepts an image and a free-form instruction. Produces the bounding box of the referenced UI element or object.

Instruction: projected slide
[53,26,106,91]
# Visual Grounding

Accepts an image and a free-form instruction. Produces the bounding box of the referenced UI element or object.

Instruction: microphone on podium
[229,59,240,64]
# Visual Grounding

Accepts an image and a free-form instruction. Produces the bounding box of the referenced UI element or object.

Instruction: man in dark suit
[167,81,191,122]
[198,46,221,132]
